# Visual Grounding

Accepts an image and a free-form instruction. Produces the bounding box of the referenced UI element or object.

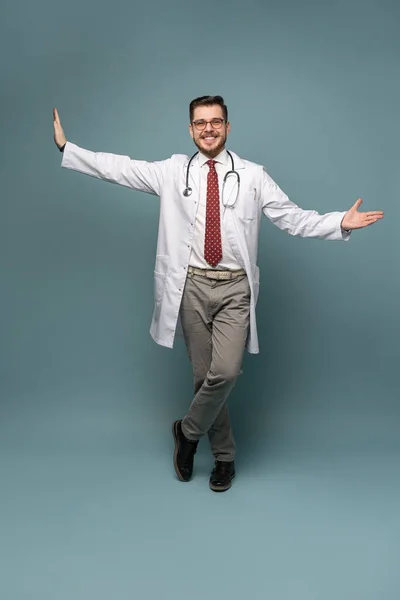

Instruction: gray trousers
[179,272,251,462]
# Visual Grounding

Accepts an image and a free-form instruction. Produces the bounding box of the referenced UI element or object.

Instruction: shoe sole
[209,472,236,493]
[172,420,189,482]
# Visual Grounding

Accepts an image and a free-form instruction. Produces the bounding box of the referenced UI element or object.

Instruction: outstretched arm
[53,108,166,196]
[261,168,384,240]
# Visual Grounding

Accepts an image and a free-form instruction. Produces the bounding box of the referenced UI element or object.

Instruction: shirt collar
[198,148,229,168]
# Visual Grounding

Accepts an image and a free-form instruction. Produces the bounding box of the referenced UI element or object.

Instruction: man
[53,95,383,492]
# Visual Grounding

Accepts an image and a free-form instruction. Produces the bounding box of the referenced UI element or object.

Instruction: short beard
[194,133,226,159]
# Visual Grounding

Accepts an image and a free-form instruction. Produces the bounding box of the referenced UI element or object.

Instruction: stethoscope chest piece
[183,187,192,197]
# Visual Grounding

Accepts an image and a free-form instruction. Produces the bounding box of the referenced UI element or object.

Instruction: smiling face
[189,104,231,159]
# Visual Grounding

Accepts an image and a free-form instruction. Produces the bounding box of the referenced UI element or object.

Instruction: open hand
[341,198,384,230]
[53,108,67,149]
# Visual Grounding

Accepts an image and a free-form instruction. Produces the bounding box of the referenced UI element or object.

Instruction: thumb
[353,198,363,210]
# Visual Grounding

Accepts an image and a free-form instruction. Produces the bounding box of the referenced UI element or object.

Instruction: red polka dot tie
[204,160,222,267]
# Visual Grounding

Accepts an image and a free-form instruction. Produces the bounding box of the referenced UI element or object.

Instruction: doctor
[53,95,383,492]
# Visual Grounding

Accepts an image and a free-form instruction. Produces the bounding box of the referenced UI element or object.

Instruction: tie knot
[206,159,216,169]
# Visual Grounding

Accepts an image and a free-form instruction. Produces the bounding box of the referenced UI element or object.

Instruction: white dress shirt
[189,149,242,271]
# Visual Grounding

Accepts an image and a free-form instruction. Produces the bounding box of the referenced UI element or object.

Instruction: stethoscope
[183,150,240,207]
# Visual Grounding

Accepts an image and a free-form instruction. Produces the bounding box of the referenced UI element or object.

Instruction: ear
[226,121,231,134]
[189,123,194,140]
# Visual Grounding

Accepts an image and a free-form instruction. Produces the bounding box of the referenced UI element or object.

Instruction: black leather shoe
[209,460,235,492]
[172,420,199,482]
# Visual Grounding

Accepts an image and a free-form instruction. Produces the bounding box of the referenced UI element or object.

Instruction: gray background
[1,0,399,598]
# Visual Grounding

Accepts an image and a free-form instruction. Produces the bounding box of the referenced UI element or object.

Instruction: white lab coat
[61,142,349,354]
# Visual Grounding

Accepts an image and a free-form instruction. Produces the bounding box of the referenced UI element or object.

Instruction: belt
[188,266,246,280]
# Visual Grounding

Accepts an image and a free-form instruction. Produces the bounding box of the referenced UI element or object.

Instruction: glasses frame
[191,118,226,131]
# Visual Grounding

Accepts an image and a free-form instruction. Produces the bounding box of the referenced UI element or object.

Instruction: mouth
[201,135,218,144]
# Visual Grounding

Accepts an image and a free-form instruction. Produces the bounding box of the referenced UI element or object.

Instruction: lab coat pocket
[238,190,258,221]
[154,254,170,304]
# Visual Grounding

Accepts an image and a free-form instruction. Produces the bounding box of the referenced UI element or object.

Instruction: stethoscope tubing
[183,151,240,205]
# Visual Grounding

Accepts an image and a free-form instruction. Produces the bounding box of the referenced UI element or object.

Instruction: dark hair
[189,95,228,123]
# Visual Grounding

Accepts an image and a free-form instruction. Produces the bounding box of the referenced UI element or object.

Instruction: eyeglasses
[192,118,226,131]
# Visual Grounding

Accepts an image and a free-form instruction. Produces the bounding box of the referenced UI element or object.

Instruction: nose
[205,121,214,132]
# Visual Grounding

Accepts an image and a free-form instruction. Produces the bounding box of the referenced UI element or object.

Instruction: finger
[53,108,60,124]
[366,217,381,225]
[353,198,363,210]
[366,213,384,220]
[365,211,384,217]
